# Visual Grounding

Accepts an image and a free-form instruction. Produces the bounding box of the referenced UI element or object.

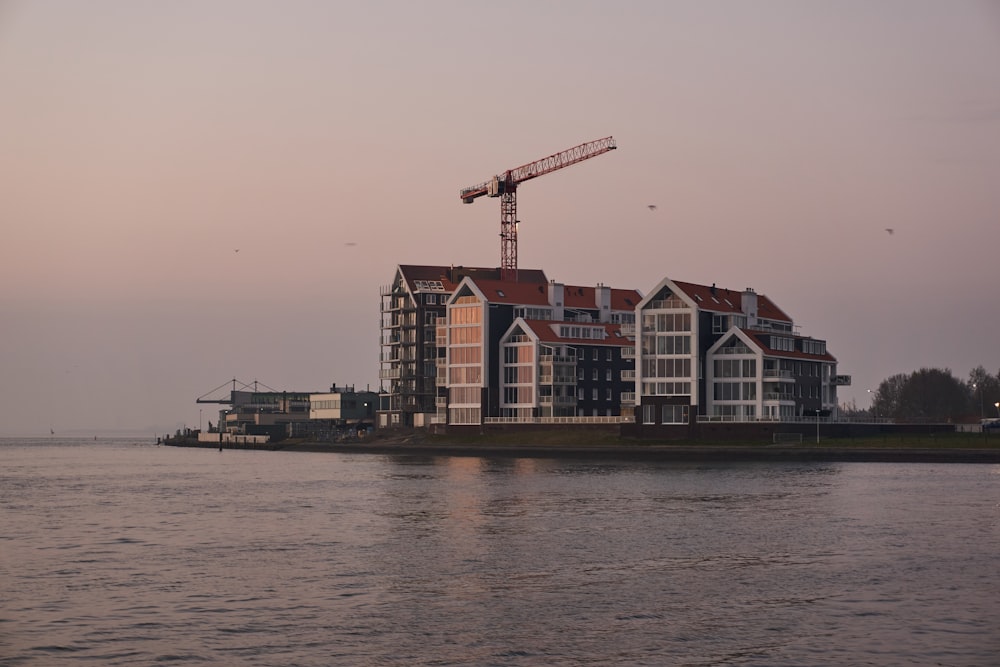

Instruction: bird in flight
[885,228,894,235]
[648,205,657,211]
[234,248,240,253]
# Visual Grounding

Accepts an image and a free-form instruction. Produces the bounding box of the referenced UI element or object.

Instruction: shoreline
[166,438,1000,463]
[286,442,1000,463]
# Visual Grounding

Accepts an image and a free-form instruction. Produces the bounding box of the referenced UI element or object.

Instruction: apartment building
[378,264,548,428]
[380,266,847,430]
[438,276,641,425]
[636,277,846,428]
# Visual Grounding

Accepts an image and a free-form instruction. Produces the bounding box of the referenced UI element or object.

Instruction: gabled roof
[518,319,631,347]
[738,329,838,362]
[465,279,552,306]
[670,280,791,323]
[562,285,643,311]
[397,264,548,293]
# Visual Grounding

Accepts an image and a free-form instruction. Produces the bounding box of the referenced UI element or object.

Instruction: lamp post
[995,401,1000,418]
[867,389,876,421]
[973,383,984,420]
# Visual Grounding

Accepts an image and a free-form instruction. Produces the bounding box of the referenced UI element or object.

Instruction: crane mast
[460,136,616,281]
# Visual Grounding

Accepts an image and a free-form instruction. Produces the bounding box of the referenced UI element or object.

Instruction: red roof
[468,279,552,306]
[562,285,643,311]
[671,280,791,323]
[517,319,631,347]
[398,265,548,293]
[739,329,837,362]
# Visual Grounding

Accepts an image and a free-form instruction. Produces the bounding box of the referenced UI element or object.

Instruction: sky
[1,0,999,435]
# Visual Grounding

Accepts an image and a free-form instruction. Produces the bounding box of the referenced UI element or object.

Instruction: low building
[209,383,377,440]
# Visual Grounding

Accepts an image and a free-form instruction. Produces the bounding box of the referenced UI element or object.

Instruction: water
[1,438,998,666]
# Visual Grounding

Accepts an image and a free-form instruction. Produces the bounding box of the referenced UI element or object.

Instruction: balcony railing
[485,416,634,425]
[620,392,636,404]
[539,354,576,363]
[538,375,575,385]
[540,395,577,405]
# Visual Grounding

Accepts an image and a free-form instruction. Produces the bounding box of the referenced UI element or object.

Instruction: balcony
[539,354,576,363]
[379,368,401,380]
[620,369,636,380]
[621,347,635,359]
[620,392,636,404]
[540,395,576,405]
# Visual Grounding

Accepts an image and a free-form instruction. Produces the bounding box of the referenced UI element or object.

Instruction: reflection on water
[1,438,998,666]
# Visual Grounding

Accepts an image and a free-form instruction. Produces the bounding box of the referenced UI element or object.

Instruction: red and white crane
[460,136,617,281]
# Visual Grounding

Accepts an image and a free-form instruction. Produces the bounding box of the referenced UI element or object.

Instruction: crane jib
[458,136,617,278]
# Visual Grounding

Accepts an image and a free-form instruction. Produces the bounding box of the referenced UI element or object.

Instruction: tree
[871,373,908,420]
[967,366,1000,420]
[895,368,968,423]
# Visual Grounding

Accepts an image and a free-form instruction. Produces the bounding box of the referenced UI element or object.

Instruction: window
[591,388,598,400]
[605,369,612,381]
[643,404,656,424]
[606,388,612,401]
[662,405,689,424]
[592,368,598,381]
[606,349,612,361]
[656,335,691,355]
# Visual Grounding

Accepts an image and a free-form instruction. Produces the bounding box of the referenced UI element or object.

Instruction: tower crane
[460,136,617,281]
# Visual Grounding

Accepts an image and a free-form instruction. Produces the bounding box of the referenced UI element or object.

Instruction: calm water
[1,438,998,666]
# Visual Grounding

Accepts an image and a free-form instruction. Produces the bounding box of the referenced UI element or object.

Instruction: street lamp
[995,401,1000,418]
[867,389,875,420]
[973,383,984,420]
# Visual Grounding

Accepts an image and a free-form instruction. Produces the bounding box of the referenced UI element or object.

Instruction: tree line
[841,366,1000,423]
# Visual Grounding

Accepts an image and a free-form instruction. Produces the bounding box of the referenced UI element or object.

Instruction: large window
[449,366,482,384]
[450,304,481,324]
[662,405,689,424]
[656,335,691,355]
[503,366,534,383]
[714,359,757,378]
[503,345,533,363]
[642,358,692,378]
[713,382,757,401]
[449,407,481,425]
[503,386,534,404]
[656,312,691,332]
[450,347,481,364]
[643,381,691,396]
[643,404,656,424]
[450,327,481,344]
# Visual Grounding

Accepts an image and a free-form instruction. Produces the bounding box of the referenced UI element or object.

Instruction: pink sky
[2,1,999,434]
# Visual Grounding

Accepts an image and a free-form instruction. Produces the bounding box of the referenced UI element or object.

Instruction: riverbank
[165,430,1000,463]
